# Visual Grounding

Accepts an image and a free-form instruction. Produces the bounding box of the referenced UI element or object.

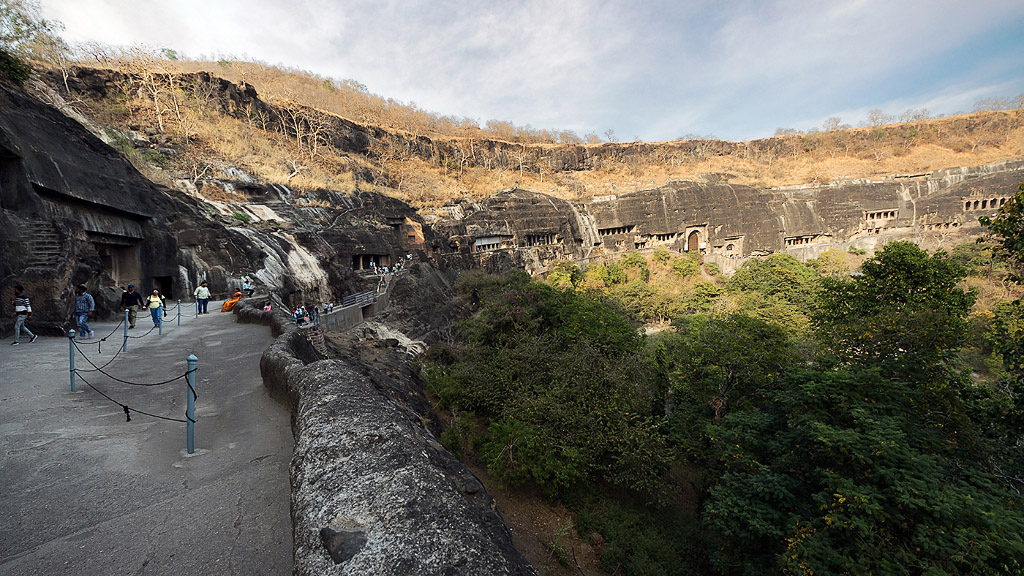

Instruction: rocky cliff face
[3,76,536,573]
[436,161,1024,275]
[0,78,432,333]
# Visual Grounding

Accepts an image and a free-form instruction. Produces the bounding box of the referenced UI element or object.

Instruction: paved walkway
[0,303,293,575]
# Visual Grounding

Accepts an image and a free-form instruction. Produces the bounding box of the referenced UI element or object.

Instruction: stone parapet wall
[249,299,535,575]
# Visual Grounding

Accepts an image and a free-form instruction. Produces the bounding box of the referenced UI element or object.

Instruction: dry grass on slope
[45,57,1024,213]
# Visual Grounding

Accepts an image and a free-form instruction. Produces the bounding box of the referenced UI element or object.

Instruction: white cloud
[38,0,1024,142]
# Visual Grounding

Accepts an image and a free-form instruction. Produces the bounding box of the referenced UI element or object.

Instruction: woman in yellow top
[146,289,166,327]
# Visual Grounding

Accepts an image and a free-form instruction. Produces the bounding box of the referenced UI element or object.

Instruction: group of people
[116,284,171,330]
[292,304,318,326]
[10,277,251,345]
[368,254,414,276]
[370,254,414,292]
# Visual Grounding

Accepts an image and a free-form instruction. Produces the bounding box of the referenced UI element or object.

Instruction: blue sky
[39,0,1024,142]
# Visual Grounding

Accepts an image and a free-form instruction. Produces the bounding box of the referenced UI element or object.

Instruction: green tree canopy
[728,253,820,314]
[429,274,667,497]
[0,0,64,59]
[814,241,975,378]
[704,365,1024,576]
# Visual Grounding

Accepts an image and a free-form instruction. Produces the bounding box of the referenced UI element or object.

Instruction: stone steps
[19,220,63,272]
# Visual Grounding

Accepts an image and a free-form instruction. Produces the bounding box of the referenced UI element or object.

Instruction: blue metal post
[123,309,129,352]
[68,329,76,392]
[195,299,199,318]
[186,354,198,454]
[177,299,181,326]
[158,306,163,336]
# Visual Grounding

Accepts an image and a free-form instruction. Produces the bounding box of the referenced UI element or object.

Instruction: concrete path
[0,303,293,575]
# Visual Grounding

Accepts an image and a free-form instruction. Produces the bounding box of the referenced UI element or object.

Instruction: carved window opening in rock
[974,200,981,210]
[965,201,972,211]
[726,243,734,252]
[686,231,700,252]
[598,225,636,237]
[524,233,556,247]
[635,240,647,249]
[655,232,676,242]
[474,236,511,252]
[982,199,989,209]
[1000,198,1007,206]
[865,210,899,221]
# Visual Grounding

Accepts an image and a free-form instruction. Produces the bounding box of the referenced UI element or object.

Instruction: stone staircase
[305,324,330,358]
[17,219,64,273]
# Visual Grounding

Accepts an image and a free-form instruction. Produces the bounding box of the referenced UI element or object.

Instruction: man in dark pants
[193,281,211,314]
[120,284,145,328]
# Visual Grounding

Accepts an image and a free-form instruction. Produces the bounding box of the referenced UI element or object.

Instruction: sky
[37,0,1024,143]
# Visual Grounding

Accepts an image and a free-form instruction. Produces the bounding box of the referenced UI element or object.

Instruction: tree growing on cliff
[0,0,65,85]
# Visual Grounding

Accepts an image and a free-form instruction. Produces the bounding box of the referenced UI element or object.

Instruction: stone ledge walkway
[0,302,292,575]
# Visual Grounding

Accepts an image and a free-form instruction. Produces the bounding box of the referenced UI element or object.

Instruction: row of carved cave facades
[455,187,1020,275]
[964,196,1010,211]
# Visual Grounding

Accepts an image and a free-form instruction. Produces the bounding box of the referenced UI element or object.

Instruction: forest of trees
[425,187,1024,575]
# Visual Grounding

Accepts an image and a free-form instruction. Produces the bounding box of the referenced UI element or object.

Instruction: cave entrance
[95,242,141,287]
[152,276,173,299]
[352,254,392,270]
[687,231,700,252]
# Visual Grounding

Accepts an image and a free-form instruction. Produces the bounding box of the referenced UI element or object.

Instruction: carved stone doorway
[687,231,700,252]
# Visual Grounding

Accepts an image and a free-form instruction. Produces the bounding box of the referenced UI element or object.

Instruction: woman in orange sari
[221,290,243,312]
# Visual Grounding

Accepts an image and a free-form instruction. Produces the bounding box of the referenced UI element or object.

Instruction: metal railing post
[158,306,163,336]
[123,309,129,352]
[186,354,198,454]
[177,299,181,326]
[68,329,76,392]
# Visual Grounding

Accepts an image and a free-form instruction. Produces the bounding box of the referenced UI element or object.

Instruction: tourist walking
[74,284,95,339]
[194,281,211,314]
[120,284,145,328]
[11,285,37,345]
[146,289,166,327]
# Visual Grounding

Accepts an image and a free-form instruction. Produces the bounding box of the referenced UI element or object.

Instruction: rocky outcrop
[253,300,534,576]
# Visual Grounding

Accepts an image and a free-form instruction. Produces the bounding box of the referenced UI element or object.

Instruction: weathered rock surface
[1,78,431,335]
[437,162,1024,275]
[253,305,534,576]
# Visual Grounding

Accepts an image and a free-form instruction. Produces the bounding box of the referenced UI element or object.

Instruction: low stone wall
[243,300,535,575]
[319,304,365,333]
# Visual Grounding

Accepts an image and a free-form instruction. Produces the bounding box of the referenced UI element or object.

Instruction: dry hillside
[32,51,1024,215]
